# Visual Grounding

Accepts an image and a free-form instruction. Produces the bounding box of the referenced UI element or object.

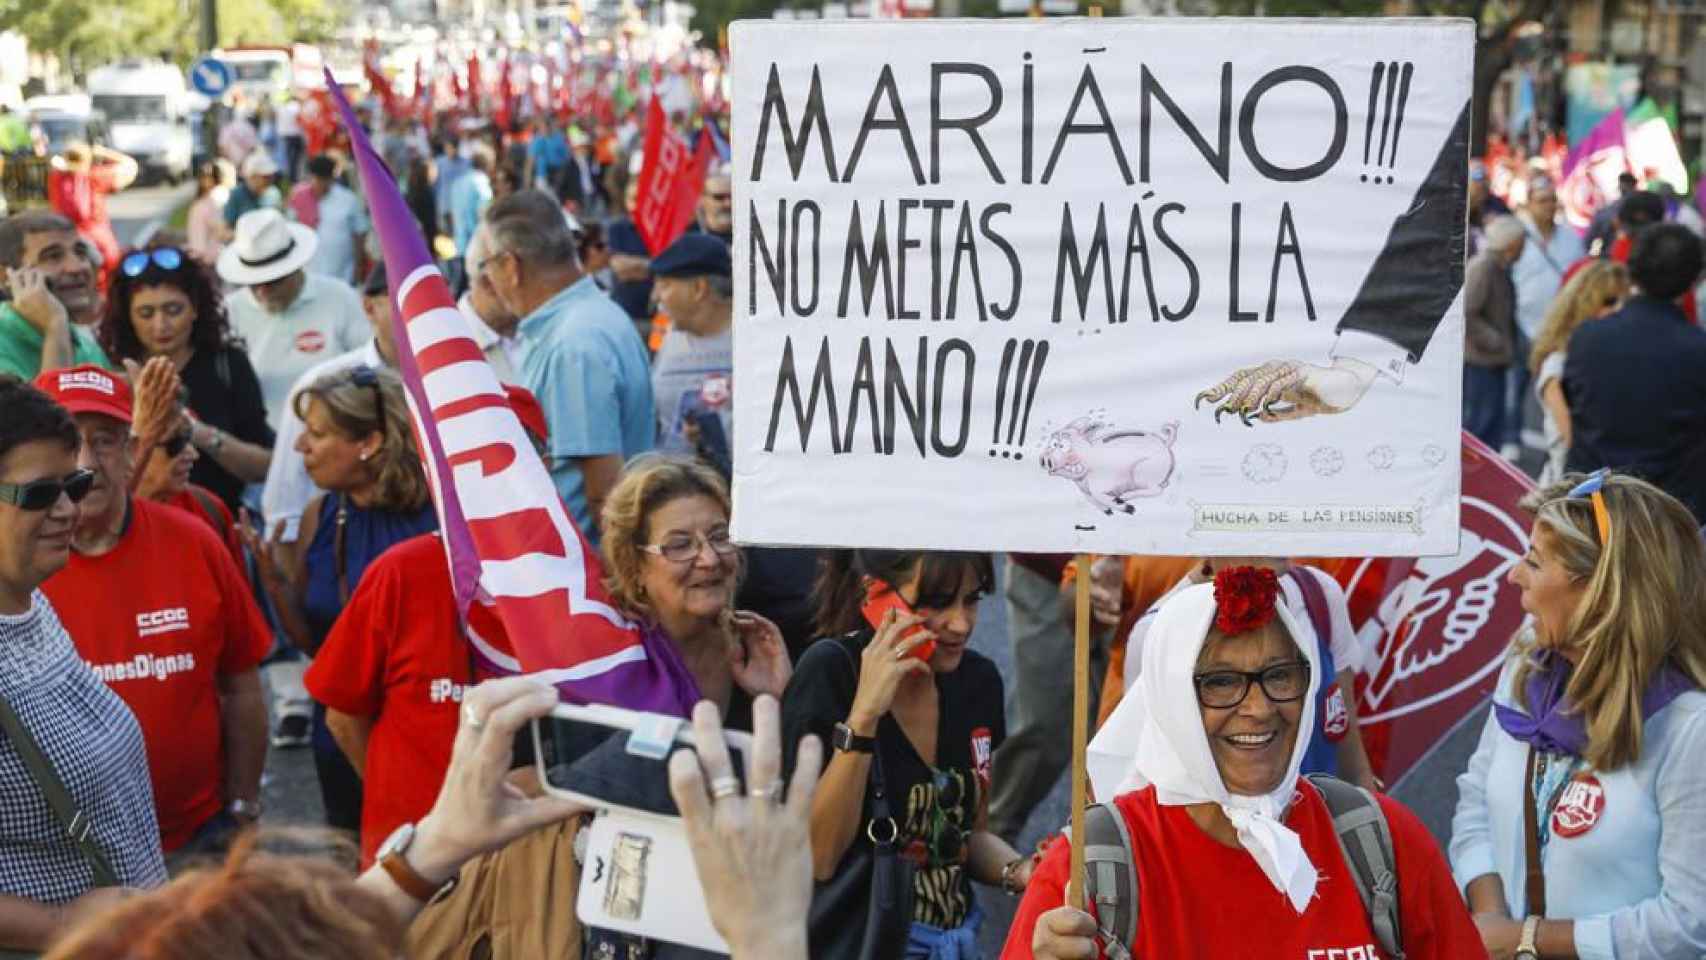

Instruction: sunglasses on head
[1567,469,1613,546]
[348,365,386,430]
[0,469,96,511]
[120,248,185,279]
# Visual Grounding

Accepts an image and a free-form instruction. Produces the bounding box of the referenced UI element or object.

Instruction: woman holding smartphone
[781,550,1034,960]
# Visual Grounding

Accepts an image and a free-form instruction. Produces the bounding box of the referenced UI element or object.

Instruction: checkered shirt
[0,592,166,902]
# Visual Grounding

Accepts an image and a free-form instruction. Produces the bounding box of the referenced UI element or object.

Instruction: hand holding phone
[861,579,935,662]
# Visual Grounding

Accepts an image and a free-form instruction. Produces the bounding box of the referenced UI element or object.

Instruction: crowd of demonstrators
[1463,215,1525,450]
[224,152,282,228]
[217,208,369,433]
[1007,572,1484,959]
[0,211,108,379]
[96,245,274,510]
[1452,472,1706,958]
[484,189,655,545]
[46,143,137,273]
[1560,224,1706,524]
[1527,261,1629,486]
[32,364,271,863]
[245,365,437,831]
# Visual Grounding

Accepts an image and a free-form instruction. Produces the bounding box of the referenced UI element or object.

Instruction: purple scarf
[1494,650,1696,757]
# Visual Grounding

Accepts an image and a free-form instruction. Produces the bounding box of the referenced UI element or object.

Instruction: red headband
[1213,566,1280,636]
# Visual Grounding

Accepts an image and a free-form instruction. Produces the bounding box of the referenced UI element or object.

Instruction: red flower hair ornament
[1213,566,1280,636]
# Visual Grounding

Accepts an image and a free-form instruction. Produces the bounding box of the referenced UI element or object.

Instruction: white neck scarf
[1130,582,1321,912]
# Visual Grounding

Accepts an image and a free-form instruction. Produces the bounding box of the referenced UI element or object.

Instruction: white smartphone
[531,703,754,953]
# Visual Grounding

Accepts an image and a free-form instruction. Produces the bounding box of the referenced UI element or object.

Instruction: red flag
[465,53,482,112]
[496,52,514,132]
[1316,432,1536,787]
[364,41,399,118]
[631,98,713,255]
[321,70,702,716]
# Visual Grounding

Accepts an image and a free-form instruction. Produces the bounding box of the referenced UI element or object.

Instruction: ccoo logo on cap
[33,364,133,425]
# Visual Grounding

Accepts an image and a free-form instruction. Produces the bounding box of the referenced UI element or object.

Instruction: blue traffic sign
[190,57,231,97]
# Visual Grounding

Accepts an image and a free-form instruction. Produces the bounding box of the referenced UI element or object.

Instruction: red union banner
[1314,432,1536,787]
[633,97,711,255]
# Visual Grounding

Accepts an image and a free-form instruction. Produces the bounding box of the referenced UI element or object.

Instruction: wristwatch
[227,797,262,821]
[375,822,458,904]
[832,721,876,754]
[1515,915,1541,960]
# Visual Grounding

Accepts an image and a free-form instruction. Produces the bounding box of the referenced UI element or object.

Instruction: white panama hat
[216,208,318,286]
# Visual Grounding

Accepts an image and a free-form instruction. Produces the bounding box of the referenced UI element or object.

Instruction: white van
[87,60,193,183]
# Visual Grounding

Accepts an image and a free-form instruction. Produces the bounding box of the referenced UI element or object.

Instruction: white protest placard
[730,18,1472,556]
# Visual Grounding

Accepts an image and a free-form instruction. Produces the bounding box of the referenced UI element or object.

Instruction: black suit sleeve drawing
[1334,101,1470,364]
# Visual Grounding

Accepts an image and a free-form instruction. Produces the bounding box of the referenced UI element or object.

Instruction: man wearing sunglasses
[0,211,110,380]
[0,375,165,952]
[31,365,272,861]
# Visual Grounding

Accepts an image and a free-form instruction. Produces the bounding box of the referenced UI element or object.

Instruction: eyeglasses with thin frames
[639,528,737,564]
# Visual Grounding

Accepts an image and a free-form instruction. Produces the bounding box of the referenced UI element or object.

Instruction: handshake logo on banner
[730,18,1473,557]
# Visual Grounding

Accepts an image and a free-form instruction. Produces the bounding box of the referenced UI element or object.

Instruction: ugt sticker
[1551,775,1606,838]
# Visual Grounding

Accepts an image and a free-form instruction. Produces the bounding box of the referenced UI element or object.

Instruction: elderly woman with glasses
[1009,568,1480,960]
[97,245,273,510]
[1451,471,1706,960]
[243,365,437,836]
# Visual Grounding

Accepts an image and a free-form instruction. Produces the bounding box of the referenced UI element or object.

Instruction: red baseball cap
[504,384,548,446]
[33,365,133,425]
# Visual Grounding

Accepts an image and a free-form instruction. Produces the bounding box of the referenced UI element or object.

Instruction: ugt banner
[731,18,1472,557]
[1321,433,1536,786]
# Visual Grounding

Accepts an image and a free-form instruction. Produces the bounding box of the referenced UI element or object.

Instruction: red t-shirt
[162,485,243,566]
[42,498,272,852]
[1001,784,1482,960]
[305,533,494,866]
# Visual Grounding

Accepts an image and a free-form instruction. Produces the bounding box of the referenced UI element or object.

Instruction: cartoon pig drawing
[1039,417,1180,515]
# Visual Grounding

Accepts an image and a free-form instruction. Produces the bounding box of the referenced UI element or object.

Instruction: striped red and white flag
[324,71,700,716]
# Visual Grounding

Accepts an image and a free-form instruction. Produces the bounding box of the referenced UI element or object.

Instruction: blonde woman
[1451,472,1706,959]
[1528,262,1630,485]
[243,366,438,833]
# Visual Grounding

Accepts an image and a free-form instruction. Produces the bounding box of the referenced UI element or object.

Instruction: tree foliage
[0,0,342,76]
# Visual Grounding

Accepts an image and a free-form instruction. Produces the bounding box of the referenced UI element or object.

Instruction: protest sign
[730,18,1473,556]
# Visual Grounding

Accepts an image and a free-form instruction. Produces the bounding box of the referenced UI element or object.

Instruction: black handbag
[808,645,915,960]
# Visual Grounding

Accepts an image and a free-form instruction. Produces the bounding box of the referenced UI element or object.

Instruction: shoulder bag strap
[0,694,120,887]
[1289,567,1333,657]
[1523,747,1547,917]
[1306,774,1404,959]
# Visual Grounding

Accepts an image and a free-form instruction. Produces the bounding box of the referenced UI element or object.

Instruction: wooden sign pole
[1065,551,1093,910]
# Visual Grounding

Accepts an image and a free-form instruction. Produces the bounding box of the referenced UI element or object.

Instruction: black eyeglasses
[162,428,193,458]
[0,469,96,511]
[348,365,386,431]
[120,248,185,278]
[1193,660,1311,709]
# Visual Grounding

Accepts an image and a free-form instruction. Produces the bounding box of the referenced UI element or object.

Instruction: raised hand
[124,357,181,452]
[727,610,792,699]
[668,696,816,960]
[847,609,934,731]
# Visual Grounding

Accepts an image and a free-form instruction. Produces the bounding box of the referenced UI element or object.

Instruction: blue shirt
[435,152,470,227]
[528,132,569,183]
[517,276,656,543]
[448,170,491,257]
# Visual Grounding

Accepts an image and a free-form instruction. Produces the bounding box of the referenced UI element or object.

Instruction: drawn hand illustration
[1194,357,1378,425]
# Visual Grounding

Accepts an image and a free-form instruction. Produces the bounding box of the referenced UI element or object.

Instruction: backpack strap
[1081,802,1137,960]
[1305,774,1405,960]
[186,485,229,540]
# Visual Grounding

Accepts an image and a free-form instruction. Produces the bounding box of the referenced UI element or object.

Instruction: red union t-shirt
[43,498,272,852]
[306,533,493,866]
[1001,783,1482,960]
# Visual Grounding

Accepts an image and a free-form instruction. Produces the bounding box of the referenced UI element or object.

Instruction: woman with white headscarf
[1002,568,1480,960]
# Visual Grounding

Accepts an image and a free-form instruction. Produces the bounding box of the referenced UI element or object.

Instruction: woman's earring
[359,450,372,462]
